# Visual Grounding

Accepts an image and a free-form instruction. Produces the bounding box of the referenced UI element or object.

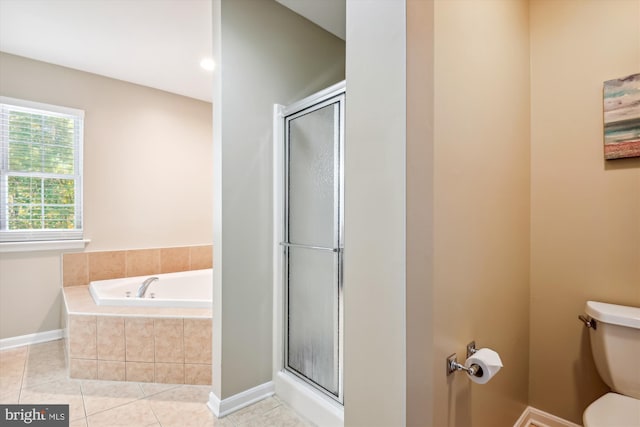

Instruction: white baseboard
[514,406,582,427]
[207,381,274,418]
[275,371,344,427]
[0,329,64,351]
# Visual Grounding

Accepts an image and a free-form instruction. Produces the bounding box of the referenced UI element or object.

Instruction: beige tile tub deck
[63,285,212,319]
[190,245,213,270]
[160,247,191,273]
[184,318,213,364]
[88,251,127,282]
[126,361,155,383]
[63,252,89,286]
[69,358,97,380]
[97,360,126,381]
[96,316,125,361]
[63,245,213,287]
[63,285,212,385]
[125,249,161,277]
[154,318,184,363]
[155,363,185,384]
[185,364,212,385]
[125,318,155,363]
[68,315,97,360]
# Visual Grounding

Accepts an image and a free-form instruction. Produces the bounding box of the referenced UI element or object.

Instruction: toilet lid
[584,393,640,427]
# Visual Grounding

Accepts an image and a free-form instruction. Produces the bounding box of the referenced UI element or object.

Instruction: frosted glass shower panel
[287,247,339,396]
[281,85,344,404]
[287,103,338,248]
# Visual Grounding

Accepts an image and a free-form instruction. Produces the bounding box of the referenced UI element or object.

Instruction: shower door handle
[279,242,341,253]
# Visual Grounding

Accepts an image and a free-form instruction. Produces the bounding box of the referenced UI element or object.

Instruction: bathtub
[89,269,213,308]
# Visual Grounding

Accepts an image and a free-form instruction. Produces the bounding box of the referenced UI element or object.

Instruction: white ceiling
[0,0,345,104]
[0,0,213,102]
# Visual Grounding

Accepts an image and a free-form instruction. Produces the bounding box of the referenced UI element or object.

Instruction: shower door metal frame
[278,82,345,405]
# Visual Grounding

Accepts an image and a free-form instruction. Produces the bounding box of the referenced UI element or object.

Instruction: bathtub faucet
[136,277,159,298]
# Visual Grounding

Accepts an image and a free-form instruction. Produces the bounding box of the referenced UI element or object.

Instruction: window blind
[0,96,84,242]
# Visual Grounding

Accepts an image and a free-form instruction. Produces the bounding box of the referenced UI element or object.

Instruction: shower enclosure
[274,81,345,406]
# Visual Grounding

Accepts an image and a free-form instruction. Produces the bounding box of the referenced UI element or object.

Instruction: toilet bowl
[583,392,640,427]
[582,301,640,427]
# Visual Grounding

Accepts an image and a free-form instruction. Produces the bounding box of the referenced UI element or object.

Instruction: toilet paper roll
[464,348,503,384]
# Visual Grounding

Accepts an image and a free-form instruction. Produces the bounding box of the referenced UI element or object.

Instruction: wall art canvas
[603,73,640,160]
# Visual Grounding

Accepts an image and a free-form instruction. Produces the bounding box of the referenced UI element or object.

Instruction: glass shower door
[283,92,344,403]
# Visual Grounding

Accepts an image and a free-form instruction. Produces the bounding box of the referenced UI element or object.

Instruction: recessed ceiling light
[200,58,215,72]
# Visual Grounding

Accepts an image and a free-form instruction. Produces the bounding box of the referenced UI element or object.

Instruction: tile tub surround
[62,245,213,287]
[63,286,212,385]
[0,340,311,427]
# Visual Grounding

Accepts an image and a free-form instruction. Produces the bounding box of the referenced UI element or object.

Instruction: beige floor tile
[28,339,65,356]
[236,404,312,427]
[227,396,281,425]
[138,382,180,397]
[0,367,24,395]
[80,380,144,416]
[0,354,26,373]
[0,346,28,363]
[70,418,88,427]
[0,388,21,403]
[1,341,302,427]
[145,385,220,427]
[22,355,68,387]
[21,339,67,387]
[158,384,211,401]
[216,418,237,427]
[0,347,26,394]
[20,378,86,421]
[86,399,158,427]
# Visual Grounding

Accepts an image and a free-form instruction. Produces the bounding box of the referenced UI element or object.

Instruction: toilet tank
[585,301,640,399]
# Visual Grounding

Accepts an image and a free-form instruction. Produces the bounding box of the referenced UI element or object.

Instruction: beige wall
[406,0,435,425]
[346,1,531,424]
[0,251,63,339]
[529,0,640,423]
[0,53,212,339]
[213,0,345,399]
[431,1,531,426]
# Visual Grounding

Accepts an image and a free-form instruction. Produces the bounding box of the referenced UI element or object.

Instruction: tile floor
[0,339,312,427]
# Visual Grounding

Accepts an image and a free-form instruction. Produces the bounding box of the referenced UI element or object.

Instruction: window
[0,97,84,242]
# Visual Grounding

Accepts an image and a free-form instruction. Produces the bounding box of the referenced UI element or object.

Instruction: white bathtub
[89,269,212,308]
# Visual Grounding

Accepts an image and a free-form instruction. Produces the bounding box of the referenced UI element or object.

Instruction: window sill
[0,239,90,253]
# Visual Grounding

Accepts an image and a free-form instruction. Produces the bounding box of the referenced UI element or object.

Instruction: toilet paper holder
[446,341,482,377]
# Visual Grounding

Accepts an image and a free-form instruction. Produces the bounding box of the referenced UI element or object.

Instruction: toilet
[582,301,640,427]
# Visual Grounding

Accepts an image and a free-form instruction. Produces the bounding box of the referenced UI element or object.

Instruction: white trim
[281,81,346,117]
[275,371,343,427]
[0,239,90,253]
[0,97,85,242]
[0,329,64,350]
[0,96,84,118]
[207,381,274,418]
[273,103,285,379]
[514,406,583,427]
